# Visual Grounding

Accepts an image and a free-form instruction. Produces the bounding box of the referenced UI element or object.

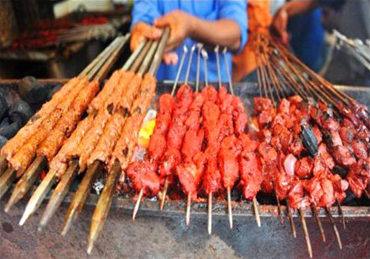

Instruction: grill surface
[0,79,370,259]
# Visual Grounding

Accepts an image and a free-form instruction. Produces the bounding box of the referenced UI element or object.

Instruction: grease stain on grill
[2,222,14,233]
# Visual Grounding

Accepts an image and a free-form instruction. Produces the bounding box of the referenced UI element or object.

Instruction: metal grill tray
[1,79,370,218]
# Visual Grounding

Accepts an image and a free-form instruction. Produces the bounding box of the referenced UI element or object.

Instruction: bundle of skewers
[0,28,170,253]
[0,29,369,257]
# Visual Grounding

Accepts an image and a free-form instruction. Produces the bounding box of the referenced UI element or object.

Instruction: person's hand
[154,10,195,52]
[130,22,162,51]
[271,7,289,45]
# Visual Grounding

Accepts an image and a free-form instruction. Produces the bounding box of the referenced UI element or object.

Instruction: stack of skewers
[0,28,170,254]
[0,30,369,257]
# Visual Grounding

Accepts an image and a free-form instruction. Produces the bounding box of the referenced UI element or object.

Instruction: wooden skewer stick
[19,169,57,226]
[252,197,261,227]
[337,201,346,230]
[61,160,102,236]
[312,204,326,242]
[132,189,144,221]
[286,203,297,238]
[208,192,212,235]
[5,156,47,213]
[87,160,121,254]
[0,167,16,199]
[299,208,313,258]
[0,155,7,176]
[276,194,284,224]
[38,161,79,231]
[160,178,168,211]
[227,187,233,229]
[326,207,343,249]
[186,192,191,226]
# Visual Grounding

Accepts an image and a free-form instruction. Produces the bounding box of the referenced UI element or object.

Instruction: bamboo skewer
[0,167,17,199]
[326,207,343,249]
[299,208,313,258]
[38,161,79,231]
[286,203,297,238]
[312,204,326,242]
[61,160,103,236]
[0,40,119,201]
[337,202,346,230]
[18,36,132,224]
[70,37,161,235]
[0,155,7,176]
[5,156,47,213]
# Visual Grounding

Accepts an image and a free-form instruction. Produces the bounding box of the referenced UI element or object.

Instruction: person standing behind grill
[130,0,248,82]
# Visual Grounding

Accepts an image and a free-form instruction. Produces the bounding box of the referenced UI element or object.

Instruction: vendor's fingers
[154,15,173,28]
[130,23,163,51]
[163,52,179,65]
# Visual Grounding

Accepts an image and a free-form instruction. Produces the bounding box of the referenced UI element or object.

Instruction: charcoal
[0,120,22,139]
[0,90,9,121]
[0,135,7,150]
[18,76,49,106]
[8,100,34,126]
[0,100,34,139]
[0,117,9,127]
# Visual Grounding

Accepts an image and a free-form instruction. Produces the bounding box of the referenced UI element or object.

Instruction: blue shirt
[288,8,324,72]
[131,0,248,82]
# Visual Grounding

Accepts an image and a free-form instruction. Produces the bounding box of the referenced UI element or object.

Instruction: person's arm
[272,0,319,44]
[154,1,248,53]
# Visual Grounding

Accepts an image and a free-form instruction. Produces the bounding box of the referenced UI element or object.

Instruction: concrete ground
[1,198,370,259]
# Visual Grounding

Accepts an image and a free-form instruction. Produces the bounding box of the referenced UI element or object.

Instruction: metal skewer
[161,45,188,210]
[195,43,203,92]
[184,43,202,227]
[130,31,171,221]
[184,45,196,85]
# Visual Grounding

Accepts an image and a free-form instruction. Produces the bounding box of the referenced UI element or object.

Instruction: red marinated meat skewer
[127,45,193,220]
[176,44,206,225]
